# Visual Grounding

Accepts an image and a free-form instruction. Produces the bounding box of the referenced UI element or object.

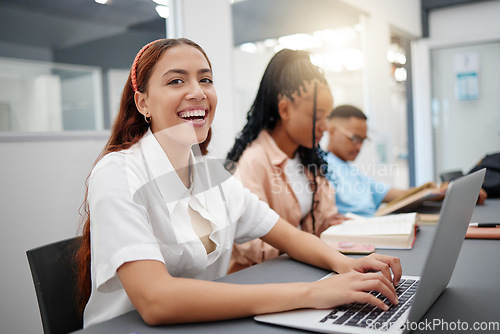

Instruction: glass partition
[0,0,165,135]
[0,58,102,132]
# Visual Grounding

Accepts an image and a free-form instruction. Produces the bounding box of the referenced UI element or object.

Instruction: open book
[375,182,447,216]
[320,212,418,249]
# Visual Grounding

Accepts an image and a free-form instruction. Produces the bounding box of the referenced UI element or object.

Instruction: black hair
[327,104,367,121]
[226,49,329,177]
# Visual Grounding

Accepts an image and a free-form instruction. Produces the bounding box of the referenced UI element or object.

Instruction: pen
[469,222,500,228]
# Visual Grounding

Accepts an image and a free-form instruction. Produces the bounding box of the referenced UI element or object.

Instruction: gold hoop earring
[145,115,151,123]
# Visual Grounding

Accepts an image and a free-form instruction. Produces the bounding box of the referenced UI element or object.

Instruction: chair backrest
[440,170,464,182]
[26,237,83,334]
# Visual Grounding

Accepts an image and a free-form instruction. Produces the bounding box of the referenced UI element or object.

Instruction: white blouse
[284,153,313,219]
[83,129,279,327]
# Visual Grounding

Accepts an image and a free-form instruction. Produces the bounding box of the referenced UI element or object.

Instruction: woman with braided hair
[227,49,346,273]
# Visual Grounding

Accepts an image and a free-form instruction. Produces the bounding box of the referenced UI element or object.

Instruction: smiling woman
[74,38,402,329]
[133,43,216,166]
[74,39,221,327]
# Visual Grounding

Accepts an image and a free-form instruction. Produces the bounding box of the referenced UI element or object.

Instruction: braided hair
[226,49,330,232]
[226,48,328,175]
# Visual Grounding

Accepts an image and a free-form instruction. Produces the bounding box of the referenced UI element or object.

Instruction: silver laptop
[255,169,486,333]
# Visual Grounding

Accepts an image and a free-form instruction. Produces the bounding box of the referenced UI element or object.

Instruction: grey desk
[76,199,500,333]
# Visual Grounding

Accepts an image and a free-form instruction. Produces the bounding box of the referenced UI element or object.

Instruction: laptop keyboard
[319,278,418,331]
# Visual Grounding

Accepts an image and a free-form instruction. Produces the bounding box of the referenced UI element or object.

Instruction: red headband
[130,39,163,93]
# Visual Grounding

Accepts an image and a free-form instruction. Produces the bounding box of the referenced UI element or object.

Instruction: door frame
[411,33,500,185]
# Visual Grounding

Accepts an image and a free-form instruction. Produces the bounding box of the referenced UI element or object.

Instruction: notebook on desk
[255,169,486,333]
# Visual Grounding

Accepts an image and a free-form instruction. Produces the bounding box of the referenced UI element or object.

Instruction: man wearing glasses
[324,105,408,217]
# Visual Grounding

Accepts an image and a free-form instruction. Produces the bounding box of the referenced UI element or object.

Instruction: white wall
[0,136,107,334]
[429,1,500,42]
[412,0,500,184]
[181,0,235,160]
[336,0,421,187]
[338,0,421,38]
[431,42,500,175]
[232,48,276,134]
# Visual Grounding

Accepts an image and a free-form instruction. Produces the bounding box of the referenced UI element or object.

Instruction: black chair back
[26,237,83,334]
[440,170,464,182]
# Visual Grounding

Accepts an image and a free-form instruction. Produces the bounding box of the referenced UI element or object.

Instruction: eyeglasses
[335,125,369,145]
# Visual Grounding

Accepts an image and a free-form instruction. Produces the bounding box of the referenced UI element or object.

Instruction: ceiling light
[239,42,257,53]
[387,43,406,64]
[155,5,170,18]
[323,53,343,72]
[95,0,110,4]
[394,67,407,82]
[263,39,277,48]
[310,54,324,68]
[353,23,364,32]
[343,49,363,71]
[278,33,322,50]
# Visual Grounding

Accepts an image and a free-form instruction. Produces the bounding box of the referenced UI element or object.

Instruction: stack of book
[320,212,418,250]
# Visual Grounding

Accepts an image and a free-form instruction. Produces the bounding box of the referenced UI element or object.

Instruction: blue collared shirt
[325,152,390,217]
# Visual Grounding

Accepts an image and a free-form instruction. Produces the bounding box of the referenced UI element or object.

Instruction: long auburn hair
[226,48,329,176]
[74,38,212,313]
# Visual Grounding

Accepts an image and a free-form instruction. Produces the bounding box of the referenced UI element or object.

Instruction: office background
[0,0,499,333]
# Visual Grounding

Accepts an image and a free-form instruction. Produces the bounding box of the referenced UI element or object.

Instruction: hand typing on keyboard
[320,278,418,329]
[334,253,403,287]
[306,271,399,312]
